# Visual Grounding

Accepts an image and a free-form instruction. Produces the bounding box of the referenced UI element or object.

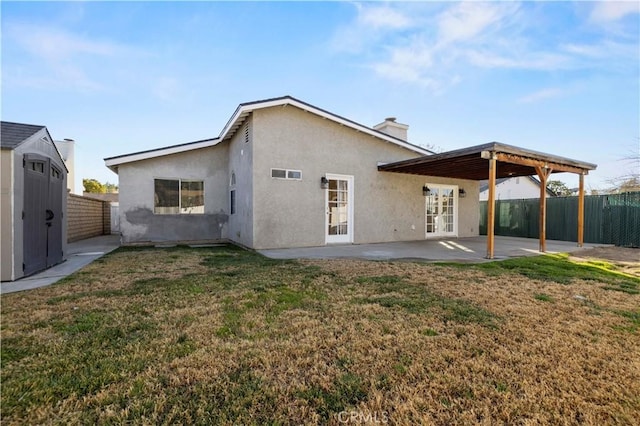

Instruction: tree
[104,182,119,193]
[83,178,106,193]
[606,142,639,193]
[547,180,572,196]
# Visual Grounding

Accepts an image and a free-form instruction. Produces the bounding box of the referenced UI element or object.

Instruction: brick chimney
[373,117,409,141]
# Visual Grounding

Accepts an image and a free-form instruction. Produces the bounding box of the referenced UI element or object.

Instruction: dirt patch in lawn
[570,246,640,277]
[2,246,639,425]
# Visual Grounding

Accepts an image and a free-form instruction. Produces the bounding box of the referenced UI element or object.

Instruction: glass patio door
[425,184,457,238]
[326,174,354,244]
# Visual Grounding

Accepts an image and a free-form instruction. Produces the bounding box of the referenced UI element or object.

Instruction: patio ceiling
[378,142,596,180]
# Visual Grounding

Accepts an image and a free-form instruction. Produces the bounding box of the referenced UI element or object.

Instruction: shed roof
[1,121,46,150]
[378,142,597,180]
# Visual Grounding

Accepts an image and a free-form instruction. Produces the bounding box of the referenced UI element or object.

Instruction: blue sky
[2,1,638,192]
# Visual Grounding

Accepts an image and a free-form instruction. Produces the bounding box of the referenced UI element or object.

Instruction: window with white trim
[271,168,302,180]
[154,179,204,214]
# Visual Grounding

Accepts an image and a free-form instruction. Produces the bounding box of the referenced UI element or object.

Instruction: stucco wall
[118,145,229,244]
[226,117,254,248]
[251,106,479,249]
[1,151,14,281]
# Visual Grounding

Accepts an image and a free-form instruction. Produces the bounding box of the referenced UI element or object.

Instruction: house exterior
[105,96,480,249]
[53,138,77,194]
[479,176,555,201]
[1,122,68,281]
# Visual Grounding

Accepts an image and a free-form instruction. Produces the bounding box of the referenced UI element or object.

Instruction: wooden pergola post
[486,154,497,259]
[578,173,585,247]
[535,165,552,252]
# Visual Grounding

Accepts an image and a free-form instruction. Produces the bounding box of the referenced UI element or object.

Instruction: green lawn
[2,245,639,424]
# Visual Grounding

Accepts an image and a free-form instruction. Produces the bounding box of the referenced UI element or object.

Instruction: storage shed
[1,121,68,281]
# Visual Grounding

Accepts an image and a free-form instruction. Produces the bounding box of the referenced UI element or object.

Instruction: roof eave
[104,138,221,171]
[219,96,433,156]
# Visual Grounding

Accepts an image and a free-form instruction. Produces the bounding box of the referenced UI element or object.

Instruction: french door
[325,174,354,244]
[425,184,458,238]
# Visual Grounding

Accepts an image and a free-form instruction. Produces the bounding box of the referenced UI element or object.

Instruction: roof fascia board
[220,97,432,156]
[44,127,70,173]
[104,138,220,170]
[106,96,433,171]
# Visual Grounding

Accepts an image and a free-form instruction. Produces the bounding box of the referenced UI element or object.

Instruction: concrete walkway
[1,234,121,294]
[259,236,610,262]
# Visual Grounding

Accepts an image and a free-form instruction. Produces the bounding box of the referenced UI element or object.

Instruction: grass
[1,245,639,424]
[472,253,639,293]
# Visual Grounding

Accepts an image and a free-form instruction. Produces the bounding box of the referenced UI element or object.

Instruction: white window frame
[424,183,458,238]
[271,168,302,181]
[154,178,205,215]
[325,173,354,244]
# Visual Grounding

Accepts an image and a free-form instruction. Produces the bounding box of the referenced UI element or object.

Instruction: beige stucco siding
[251,106,479,249]
[1,151,14,281]
[118,145,230,244]
[226,118,254,248]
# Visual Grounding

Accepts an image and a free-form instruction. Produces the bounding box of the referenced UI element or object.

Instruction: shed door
[23,154,64,276]
[47,163,64,267]
[23,155,49,275]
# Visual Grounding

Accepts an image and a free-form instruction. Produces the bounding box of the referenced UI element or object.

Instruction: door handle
[45,209,54,221]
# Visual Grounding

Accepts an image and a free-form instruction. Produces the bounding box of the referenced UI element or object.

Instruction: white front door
[425,184,458,238]
[325,174,354,244]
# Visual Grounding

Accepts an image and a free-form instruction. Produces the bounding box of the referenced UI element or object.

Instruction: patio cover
[378,142,597,258]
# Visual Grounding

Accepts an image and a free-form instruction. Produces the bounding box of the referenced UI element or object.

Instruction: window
[154,179,204,214]
[287,170,301,179]
[230,190,236,215]
[28,161,45,173]
[271,168,302,180]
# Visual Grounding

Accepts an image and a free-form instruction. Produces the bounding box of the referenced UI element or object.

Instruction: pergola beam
[380,143,597,259]
[494,153,587,175]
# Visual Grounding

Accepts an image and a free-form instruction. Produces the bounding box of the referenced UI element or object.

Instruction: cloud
[466,50,570,71]
[589,1,640,23]
[437,2,518,45]
[332,1,638,94]
[5,23,136,92]
[517,87,568,104]
[358,4,413,30]
[8,23,126,61]
[330,3,416,53]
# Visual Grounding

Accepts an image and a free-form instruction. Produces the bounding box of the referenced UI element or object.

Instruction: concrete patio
[259,236,610,262]
[1,234,121,294]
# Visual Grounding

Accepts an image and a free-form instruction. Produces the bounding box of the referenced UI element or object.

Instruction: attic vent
[244,123,250,144]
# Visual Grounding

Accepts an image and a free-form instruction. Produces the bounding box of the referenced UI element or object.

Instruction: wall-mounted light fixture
[459,188,466,198]
[321,176,329,189]
[422,185,430,196]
